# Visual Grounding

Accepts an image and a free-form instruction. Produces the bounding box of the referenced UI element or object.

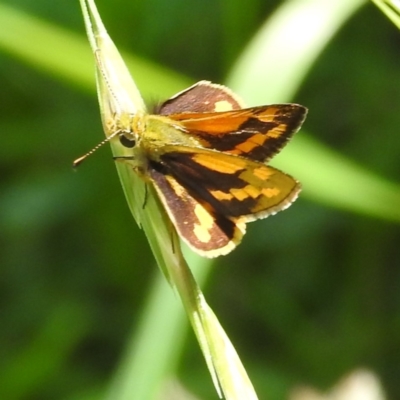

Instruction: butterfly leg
[142,183,149,210]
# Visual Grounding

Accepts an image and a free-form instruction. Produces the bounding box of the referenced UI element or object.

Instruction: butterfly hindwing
[156,80,245,114]
[148,166,245,257]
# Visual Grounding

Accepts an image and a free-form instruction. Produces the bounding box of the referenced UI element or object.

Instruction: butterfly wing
[167,105,307,162]
[148,167,245,257]
[156,80,306,162]
[156,80,245,114]
[148,146,300,257]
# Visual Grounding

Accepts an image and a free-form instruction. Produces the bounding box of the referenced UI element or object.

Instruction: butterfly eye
[119,135,136,148]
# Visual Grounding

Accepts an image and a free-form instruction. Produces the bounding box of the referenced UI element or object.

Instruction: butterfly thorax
[115,113,202,176]
[138,114,202,161]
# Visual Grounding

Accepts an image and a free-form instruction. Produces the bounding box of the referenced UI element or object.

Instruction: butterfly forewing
[158,146,300,218]
[146,145,300,257]
[167,105,307,162]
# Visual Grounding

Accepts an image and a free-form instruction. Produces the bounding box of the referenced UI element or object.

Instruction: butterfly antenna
[73,130,121,167]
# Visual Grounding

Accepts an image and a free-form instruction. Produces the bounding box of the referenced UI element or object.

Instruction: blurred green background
[1,0,400,399]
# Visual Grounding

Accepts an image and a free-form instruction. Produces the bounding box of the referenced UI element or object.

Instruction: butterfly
[75,81,307,258]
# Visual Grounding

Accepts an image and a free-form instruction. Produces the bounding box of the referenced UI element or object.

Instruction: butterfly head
[73,112,143,167]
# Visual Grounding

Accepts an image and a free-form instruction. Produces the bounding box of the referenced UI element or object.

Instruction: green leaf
[371,0,400,28]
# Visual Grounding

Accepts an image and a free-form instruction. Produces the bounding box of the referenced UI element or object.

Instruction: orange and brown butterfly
[75,81,307,258]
